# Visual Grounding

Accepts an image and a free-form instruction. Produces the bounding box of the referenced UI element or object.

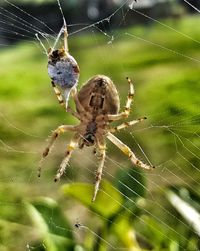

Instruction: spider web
[0,0,200,250]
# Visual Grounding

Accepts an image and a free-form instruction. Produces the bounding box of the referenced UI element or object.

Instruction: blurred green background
[0,1,200,250]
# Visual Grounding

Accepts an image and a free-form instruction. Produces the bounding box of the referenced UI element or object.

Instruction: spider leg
[51,81,65,107]
[38,125,76,177]
[54,135,79,182]
[52,23,65,51]
[107,132,155,170]
[71,87,86,114]
[63,19,69,54]
[66,107,81,120]
[109,117,147,133]
[92,142,106,202]
[108,77,134,121]
[51,81,80,119]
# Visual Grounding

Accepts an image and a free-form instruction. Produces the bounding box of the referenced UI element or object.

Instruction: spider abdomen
[77,75,120,115]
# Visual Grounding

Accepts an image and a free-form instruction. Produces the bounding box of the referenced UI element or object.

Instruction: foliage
[0,15,200,250]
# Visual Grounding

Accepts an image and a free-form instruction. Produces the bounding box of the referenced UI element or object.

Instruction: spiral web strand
[0,0,199,250]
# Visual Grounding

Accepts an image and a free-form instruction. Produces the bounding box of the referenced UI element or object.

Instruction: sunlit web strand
[0,112,44,139]
[0,19,42,40]
[0,22,47,50]
[173,131,200,152]
[41,167,128,250]
[99,185,191,250]
[105,155,198,233]
[183,0,200,14]
[0,138,39,155]
[69,0,131,36]
[0,34,33,44]
[130,133,154,166]
[159,161,200,196]
[172,158,200,186]
[126,32,200,64]
[107,131,200,202]
[159,165,198,197]
[0,27,35,40]
[76,151,197,240]
[168,113,200,127]
[0,8,52,39]
[0,1,198,249]
[71,162,190,251]
[129,3,200,45]
[3,0,56,35]
[169,129,200,162]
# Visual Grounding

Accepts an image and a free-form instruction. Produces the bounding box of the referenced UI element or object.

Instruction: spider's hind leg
[92,142,106,202]
[107,132,155,170]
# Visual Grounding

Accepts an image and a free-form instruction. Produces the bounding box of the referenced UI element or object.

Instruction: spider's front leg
[108,77,134,121]
[38,125,76,177]
[92,142,106,202]
[107,132,155,170]
[109,117,147,133]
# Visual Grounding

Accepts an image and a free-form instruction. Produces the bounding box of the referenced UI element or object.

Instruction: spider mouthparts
[54,177,58,182]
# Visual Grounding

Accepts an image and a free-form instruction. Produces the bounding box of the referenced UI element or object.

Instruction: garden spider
[36,10,153,201]
[38,19,154,202]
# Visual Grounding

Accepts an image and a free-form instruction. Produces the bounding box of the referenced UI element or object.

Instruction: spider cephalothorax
[39,74,154,202]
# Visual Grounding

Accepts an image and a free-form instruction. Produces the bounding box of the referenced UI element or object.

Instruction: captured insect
[38,74,155,202]
[36,0,79,109]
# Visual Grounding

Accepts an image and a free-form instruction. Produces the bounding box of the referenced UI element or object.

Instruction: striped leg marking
[38,125,76,177]
[107,132,155,170]
[51,81,65,107]
[92,144,106,202]
[108,77,134,121]
[54,136,79,181]
[109,117,147,133]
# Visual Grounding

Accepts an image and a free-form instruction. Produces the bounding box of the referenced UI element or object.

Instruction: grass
[0,14,200,250]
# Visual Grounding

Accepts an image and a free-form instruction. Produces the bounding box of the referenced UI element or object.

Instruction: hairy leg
[51,81,65,107]
[92,142,106,202]
[107,132,155,170]
[38,125,76,177]
[108,77,134,121]
[109,117,147,133]
[54,135,79,181]
[51,81,80,119]
[71,87,86,114]
[63,20,69,54]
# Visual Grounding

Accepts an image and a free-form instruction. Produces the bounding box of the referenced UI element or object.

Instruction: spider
[38,74,154,201]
